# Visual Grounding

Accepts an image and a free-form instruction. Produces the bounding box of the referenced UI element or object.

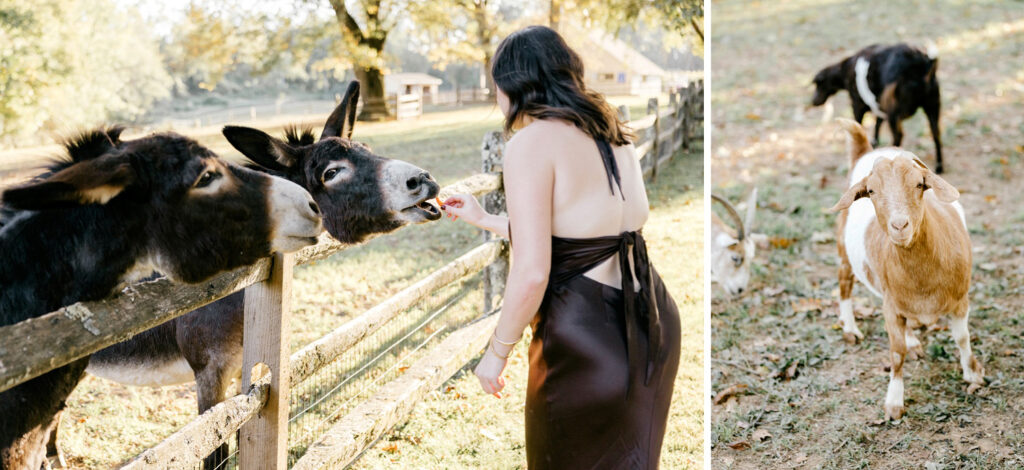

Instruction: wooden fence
[0,79,702,469]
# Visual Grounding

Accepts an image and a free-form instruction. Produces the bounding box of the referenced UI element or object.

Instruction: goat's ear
[829,178,869,212]
[924,171,959,203]
[714,232,739,248]
[2,156,135,210]
[222,126,298,171]
[321,81,360,140]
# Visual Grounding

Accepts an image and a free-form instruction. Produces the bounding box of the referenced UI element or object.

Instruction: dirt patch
[711,1,1024,468]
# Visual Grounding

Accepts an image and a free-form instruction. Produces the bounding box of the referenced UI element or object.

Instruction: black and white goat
[810,43,944,172]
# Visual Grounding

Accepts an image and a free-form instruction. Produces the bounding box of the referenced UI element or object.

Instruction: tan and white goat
[711,189,757,296]
[830,118,983,420]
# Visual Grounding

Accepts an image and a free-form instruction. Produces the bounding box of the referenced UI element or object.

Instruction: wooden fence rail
[0,80,702,469]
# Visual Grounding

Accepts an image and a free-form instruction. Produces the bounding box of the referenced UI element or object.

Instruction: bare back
[511,119,649,288]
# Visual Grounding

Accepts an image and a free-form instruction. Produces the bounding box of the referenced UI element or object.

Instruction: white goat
[711,189,757,296]
[830,118,984,421]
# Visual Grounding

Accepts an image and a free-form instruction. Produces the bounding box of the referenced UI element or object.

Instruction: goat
[829,118,983,421]
[711,189,757,296]
[810,43,944,172]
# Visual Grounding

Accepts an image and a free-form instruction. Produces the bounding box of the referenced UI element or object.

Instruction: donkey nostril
[309,201,321,216]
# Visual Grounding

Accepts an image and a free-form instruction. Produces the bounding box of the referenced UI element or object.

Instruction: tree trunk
[328,0,392,120]
[474,0,496,101]
[354,66,389,121]
[549,0,561,32]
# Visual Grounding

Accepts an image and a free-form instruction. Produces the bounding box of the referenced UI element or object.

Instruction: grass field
[45,96,703,468]
[711,1,1024,469]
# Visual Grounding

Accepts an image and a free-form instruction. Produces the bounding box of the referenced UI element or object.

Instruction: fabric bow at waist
[549,231,663,386]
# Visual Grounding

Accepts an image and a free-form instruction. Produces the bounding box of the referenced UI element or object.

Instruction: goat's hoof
[907,345,924,361]
[884,404,905,421]
[843,331,863,344]
[966,383,983,394]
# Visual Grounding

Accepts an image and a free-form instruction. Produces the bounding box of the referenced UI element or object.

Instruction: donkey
[77,81,441,470]
[0,127,322,470]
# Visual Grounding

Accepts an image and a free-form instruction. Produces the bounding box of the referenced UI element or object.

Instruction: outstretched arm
[470,136,553,395]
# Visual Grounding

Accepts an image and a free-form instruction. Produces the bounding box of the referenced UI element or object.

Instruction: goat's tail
[835,118,872,167]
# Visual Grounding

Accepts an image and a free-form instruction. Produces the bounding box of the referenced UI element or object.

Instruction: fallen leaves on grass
[769,237,798,249]
[791,298,824,313]
[751,429,772,442]
[810,231,834,244]
[727,439,751,450]
[774,359,801,381]
[382,443,399,454]
[713,384,748,405]
[745,113,762,121]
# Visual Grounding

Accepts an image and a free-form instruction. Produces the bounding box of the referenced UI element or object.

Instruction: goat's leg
[883,306,907,420]
[872,116,885,148]
[904,330,924,360]
[197,367,233,470]
[924,98,943,173]
[950,309,985,393]
[889,117,904,147]
[837,259,863,344]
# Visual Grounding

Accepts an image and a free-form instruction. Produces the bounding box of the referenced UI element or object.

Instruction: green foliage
[0,0,171,142]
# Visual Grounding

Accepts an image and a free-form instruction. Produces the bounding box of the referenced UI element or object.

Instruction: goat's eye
[195,171,219,188]
[732,255,743,266]
[867,189,874,195]
[323,168,339,182]
[917,181,925,189]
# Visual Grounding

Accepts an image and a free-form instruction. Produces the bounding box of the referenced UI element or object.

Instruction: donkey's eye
[195,171,219,188]
[323,168,339,181]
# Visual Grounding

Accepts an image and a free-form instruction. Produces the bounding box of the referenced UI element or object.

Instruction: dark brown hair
[491,25,633,146]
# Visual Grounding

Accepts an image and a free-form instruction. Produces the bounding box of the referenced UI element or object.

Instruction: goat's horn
[711,194,745,241]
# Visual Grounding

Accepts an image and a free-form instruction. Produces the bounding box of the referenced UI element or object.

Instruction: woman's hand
[441,194,486,225]
[474,346,508,397]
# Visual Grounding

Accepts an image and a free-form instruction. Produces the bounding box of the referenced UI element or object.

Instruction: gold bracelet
[488,341,512,360]
[492,331,521,346]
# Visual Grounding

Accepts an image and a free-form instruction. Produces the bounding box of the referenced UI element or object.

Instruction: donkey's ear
[2,156,135,210]
[321,80,360,140]
[829,178,869,213]
[222,126,298,171]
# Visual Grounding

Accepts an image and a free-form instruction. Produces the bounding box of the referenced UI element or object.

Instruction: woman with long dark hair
[441,25,681,468]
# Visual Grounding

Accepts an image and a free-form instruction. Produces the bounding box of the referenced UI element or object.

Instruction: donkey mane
[0,127,127,228]
[283,126,316,146]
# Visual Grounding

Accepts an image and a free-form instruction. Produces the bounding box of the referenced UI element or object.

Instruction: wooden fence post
[670,91,681,152]
[239,252,293,469]
[481,131,508,313]
[648,97,660,182]
[617,104,630,123]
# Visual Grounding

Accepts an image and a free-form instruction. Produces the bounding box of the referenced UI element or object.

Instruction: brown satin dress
[518,139,682,469]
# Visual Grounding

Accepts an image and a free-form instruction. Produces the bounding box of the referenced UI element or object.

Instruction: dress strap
[595,138,625,200]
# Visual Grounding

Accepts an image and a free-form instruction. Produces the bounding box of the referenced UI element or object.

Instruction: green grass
[350,145,705,470]
[57,105,703,468]
[712,1,1024,468]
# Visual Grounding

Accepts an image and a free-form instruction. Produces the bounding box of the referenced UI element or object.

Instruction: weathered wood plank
[289,240,503,385]
[240,252,293,469]
[291,314,499,470]
[627,113,657,131]
[0,173,501,393]
[121,374,271,470]
[0,260,272,394]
